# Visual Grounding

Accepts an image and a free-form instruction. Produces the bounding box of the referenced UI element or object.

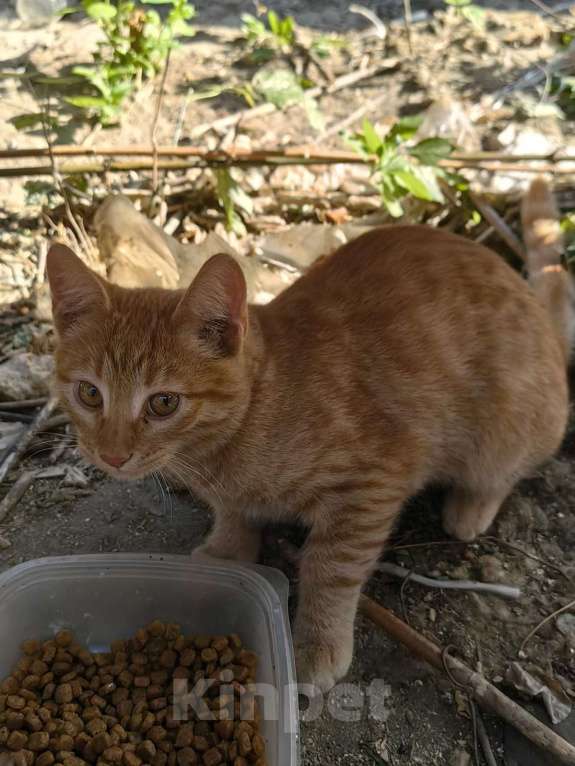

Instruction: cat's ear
[174,253,247,357]
[46,243,110,334]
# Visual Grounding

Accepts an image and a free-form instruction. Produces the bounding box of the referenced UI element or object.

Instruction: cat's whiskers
[168,453,226,508]
[156,468,174,522]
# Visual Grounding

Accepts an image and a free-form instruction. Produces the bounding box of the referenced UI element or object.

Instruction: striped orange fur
[47,179,572,691]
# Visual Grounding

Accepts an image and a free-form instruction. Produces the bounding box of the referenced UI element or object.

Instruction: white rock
[0,353,53,401]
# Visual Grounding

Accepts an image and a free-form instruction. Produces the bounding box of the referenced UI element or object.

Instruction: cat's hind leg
[442,485,510,542]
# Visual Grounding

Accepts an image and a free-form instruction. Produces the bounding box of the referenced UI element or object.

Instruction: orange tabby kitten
[47,179,572,691]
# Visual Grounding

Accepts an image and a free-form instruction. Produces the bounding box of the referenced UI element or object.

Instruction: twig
[349,4,387,39]
[519,596,575,657]
[470,193,526,261]
[527,0,568,20]
[403,0,414,55]
[0,470,36,525]
[0,399,57,484]
[378,562,522,599]
[1,147,570,161]
[476,713,498,766]
[389,537,571,583]
[4,158,575,179]
[0,412,35,423]
[151,47,172,193]
[359,594,575,764]
[323,92,389,137]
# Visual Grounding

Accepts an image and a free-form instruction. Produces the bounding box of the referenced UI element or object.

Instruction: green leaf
[302,94,324,131]
[65,95,111,108]
[395,166,444,203]
[141,0,176,4]
[445,0,471,6]
[388,115,423,142]
[462,5,485,29]
[187,85,226,101]
[409,137,453,166]
[85,1,117,20]
[267,10,280,35]
[252,68,304,108]
[361,119,381,154]
[170,18,195,36]
[9,113,47,130]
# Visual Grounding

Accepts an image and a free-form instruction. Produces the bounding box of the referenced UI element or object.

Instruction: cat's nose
[100,452,132,468]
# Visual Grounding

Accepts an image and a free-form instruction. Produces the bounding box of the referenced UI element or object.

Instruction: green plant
[347,117,454,217]
[67,0,195,125]
[251,68,323,130]
[214,168,254,235]
[241,9,295,52]
[444,0,486,30]
[560,214,575,272]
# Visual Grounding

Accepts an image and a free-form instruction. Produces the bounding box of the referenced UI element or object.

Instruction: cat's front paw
[190,543,220,562]
[191,534,260,563]
[295,636,353,693]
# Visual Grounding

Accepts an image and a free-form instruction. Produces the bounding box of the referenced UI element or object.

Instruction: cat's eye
[147,393,180,418]
[77,381,103,409]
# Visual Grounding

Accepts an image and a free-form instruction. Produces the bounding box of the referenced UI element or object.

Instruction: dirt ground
[1,1,575,764]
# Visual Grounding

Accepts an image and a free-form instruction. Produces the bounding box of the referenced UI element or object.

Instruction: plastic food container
[0,554,299,766]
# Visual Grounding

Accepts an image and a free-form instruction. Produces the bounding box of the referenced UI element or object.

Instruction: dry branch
[1,146,573,163]
[0,399,57,484]
[0,471,36,525]
[359,594,575,765]
[2,155,575,179]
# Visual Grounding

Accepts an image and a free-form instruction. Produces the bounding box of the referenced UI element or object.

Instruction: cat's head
[46,244,251,480]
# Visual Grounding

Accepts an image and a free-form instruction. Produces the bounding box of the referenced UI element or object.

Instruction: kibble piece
[152,754,168,766]
[176,748,197,766]
[54,684,73,704]
[200,649,217,665]
[1,677,20,695]
[123,751,142,766]
[192,737,209,754]
[86,718,107,736]
[147,725,167,744]
[232,760,247,766]
[21,640,41,656]
[136,739,157,762]
[28,730,50,751]
[78,651,95,667]
[7,696,26,711]
[159,651,177,670]
[55,631,74,649]
[92,732,113,755]
[7,729,29,750]
[103,746,124,764]
[36,752,56,766]
[237,732,251,758]
[174,724,194,749]
[252,735,265,757]
[133,677,150,689]
[202,749,221,766]
[62,757,87,766]
[214,721,233,742]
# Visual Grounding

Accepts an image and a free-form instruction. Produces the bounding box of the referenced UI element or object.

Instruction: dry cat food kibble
[0,623,266,766]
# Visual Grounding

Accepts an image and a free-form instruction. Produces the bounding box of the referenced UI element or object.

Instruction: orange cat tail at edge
[521,177,575,363]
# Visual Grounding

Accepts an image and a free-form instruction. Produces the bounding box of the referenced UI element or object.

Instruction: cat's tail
[521,177,575,363]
